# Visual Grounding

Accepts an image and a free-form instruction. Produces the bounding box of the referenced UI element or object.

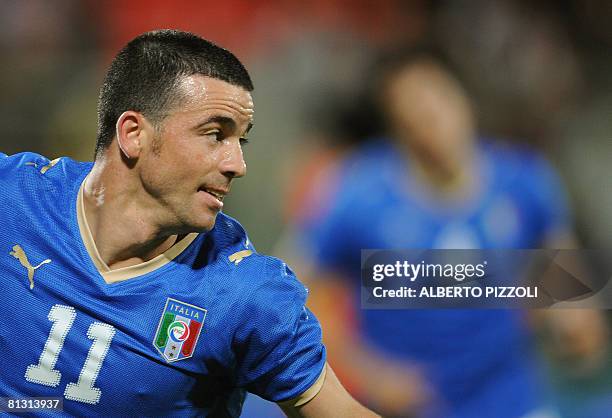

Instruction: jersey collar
[76,178,198,284]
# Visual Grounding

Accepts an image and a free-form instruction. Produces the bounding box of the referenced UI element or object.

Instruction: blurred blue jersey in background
[299,139,569,418]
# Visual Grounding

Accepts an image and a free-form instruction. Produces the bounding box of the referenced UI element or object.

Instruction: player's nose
[219,139,247,179]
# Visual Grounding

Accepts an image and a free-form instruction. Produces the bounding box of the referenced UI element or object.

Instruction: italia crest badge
[153,298,207,363]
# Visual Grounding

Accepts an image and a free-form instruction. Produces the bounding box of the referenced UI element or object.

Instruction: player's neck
[83,159,182,271]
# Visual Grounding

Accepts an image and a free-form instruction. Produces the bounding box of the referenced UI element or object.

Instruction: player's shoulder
[480,139,551,168]
[343,138,398,171]
[0,152,91,231]
[0,151,50,173]
[479,140,559,188]
[0,151,90,186]
[327,139,401,209]
[0,152,90,211]
[210,213,307,297]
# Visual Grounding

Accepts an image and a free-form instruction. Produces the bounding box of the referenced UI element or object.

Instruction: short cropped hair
[95,29,254,158]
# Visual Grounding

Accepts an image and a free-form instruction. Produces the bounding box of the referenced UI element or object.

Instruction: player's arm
[300,270,432,416]
[235,257,380,416]
[279,363,379,418]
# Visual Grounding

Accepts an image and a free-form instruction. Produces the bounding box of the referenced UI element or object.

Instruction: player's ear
[115,111,150,159]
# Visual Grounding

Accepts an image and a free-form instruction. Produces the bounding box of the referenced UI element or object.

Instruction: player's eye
[203,130,223,141]
[239,137,249,146]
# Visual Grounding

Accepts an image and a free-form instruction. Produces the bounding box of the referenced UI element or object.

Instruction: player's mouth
[198,187,227,209]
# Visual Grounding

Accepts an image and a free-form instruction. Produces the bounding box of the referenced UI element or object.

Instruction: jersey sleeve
[233,257,326,403]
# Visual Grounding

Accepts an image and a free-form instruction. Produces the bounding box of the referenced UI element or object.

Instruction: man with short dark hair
[0,30,377,418]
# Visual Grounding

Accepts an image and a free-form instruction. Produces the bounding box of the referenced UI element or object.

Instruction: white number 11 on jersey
[25,304,116,405]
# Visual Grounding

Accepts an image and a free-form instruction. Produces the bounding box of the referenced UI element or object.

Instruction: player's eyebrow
[194,116,236,131]
[194,116,253,137]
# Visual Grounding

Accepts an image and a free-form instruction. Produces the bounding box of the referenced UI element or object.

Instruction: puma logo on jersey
[9,244,51,290]
[25,158,60,174]
[228,250,253,265]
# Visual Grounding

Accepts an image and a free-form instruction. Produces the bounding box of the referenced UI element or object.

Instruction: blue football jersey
[0,152,326,417]
[300,139,570,418]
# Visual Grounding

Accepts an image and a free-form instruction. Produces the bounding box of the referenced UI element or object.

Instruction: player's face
[138,75,254,233]
[382,61,474,167]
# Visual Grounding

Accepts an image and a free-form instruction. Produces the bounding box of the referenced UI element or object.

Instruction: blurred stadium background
[1,1,611,417]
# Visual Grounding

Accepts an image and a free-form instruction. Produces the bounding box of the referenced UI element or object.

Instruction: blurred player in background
[0,30,379,418]
[290,47,608,418]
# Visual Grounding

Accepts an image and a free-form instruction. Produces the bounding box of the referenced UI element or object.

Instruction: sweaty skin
[83,75,254,271]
